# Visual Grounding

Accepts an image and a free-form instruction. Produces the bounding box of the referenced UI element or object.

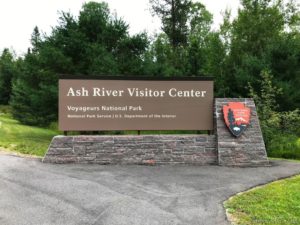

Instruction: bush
[48,122,59,131]
[0,105,12,114]
[279,109,300,136]
[249,70,282,148]
[268,135,300,159]
[249,70,300,159]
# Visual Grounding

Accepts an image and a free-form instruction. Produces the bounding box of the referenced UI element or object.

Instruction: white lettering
[67,87,75,96]
[67,87,89,96]
[127,88,165,97]
[169,88,207,98]
[93,88,124,97]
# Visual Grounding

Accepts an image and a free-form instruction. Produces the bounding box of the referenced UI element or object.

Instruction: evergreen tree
[10,2,149,126]
[219,0,300,111]
[228,109,235,126]
[150,0,214,76]
[0,49,17,104]
[150,0,192,48]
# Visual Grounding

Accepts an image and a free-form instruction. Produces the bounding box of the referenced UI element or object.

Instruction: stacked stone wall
[215,98,269,166]
[43,135,217,165]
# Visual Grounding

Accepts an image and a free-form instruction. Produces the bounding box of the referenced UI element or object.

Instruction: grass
[269,157,300,163]
[224,175,300,225]
[0,113,59,156]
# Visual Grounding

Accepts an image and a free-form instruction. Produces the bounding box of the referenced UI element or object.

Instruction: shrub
[0,105,12,114]
[249,70,300,159]
[268,135,300,159]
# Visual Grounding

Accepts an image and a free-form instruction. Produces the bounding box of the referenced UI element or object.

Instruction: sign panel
[223,102,251,137]
[59,78,214,131]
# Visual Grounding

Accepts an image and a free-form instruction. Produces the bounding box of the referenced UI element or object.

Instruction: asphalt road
[1,153,300,225]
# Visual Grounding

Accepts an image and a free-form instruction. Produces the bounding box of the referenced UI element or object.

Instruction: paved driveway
[1,153,300,225]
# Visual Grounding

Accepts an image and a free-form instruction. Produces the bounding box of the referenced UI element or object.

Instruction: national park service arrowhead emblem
[223,102,251,137]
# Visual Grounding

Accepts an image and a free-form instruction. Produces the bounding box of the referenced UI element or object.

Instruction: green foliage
[189,2,213,38]
[227,0,300,160]
[0,105,12,114]
[249,70,300,158]
[149,1,215,76]
[10,1,149,126]
[268,32,300,110]
[279,109,300,135]
[249,70,282,147]
[267,109,300,159]
[268,135,300,159]
[10,42,62,126]
[145,33,190,76]
[0,49,18,104]
[224,175,300,225]
[150,0,192,47]
[232,0,284,56]
[222,0,300,104]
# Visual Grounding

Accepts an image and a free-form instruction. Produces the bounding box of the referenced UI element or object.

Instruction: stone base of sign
[43,98,269,167]
[43,135,217,165]
[215,98,269,167]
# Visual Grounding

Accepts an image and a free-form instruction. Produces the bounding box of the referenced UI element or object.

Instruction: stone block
[215,98,269,167]
[43,135,217,165]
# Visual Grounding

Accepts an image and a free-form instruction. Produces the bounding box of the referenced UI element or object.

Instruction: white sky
[0,0,240,56]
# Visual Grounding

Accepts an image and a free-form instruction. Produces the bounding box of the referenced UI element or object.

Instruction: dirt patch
[0,148,42,159]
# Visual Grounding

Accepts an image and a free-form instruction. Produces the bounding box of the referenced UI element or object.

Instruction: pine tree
[0,49,17,104]
[150,0,192,48]
[228,109,235,126]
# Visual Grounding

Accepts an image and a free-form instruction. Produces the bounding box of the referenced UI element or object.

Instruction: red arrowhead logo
[223,102,251,137]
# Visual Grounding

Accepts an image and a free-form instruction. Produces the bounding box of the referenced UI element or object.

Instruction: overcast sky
[0,0,240,56]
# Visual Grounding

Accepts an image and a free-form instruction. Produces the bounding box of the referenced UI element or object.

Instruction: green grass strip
[0,113,59,156]
[224,175,300,225]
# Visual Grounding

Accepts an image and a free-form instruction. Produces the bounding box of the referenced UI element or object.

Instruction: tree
[31,26,42,53]
[0,49,17,104]
[150,0,192,48]
[249,70,300,149]
[228,109,235,126]
[225,0,284,96]
[220,0,300,109]
[199,32,228,95]
[149,0,214,76]
[268,32,300,111]
[10,1,149,126]
[188,2,213,40]
[186,2,213,76]
[249,70,281,147]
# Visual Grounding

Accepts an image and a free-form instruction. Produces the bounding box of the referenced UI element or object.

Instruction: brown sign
[59,78,214,131]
